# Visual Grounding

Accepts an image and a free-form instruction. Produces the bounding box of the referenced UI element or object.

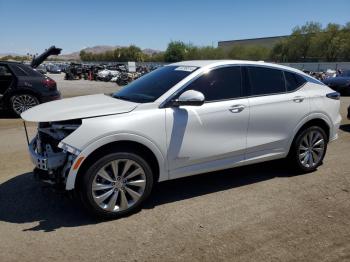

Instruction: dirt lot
[0,74,349,262]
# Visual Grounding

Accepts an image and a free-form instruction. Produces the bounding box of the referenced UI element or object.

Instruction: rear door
[0,64,15,96]
[245,66,309,160]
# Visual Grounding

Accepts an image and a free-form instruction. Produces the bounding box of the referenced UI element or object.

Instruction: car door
[0,64,14,97]
[245,66,309,160]
[165,66,249,179]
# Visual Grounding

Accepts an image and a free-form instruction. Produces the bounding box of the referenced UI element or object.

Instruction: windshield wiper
[113,95,134,102]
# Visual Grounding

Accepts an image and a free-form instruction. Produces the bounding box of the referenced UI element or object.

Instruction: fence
[280,62,350,71]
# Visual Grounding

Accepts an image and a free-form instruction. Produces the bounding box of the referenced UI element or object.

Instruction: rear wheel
[10,94,39,116]
[79,152,154,219]
[289,126,328,172]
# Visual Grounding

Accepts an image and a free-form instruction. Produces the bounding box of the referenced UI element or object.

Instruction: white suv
[22,60,341,218]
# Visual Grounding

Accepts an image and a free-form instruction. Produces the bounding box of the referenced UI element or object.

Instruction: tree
[164,41,187,62]
[270,21,350,62]
[312,23,347,61]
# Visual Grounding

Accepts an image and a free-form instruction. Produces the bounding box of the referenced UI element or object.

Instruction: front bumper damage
[29,139,66,170]
[27,121,81,188]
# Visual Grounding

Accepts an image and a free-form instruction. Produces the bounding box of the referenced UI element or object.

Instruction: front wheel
[79,152,154,219]
[289,126,328,173]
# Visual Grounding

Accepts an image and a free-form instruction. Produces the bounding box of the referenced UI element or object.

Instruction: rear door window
[0,65,12,76]
[247,66,286,96]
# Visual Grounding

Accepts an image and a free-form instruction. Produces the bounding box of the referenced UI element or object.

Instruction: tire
[10,93,39,116]
[78,152,154,219]
[288,126,328,173]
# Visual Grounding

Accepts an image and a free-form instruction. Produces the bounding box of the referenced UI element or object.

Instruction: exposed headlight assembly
[58,142,81,156]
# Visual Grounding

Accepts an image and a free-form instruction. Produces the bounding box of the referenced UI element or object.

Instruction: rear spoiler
[31,46,62,68]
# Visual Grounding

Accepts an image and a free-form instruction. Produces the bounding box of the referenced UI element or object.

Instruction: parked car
[0,61,61,115]
[47,65,61,74]
[323,70,350,95]
[347,104,350,120]
[21,60,341,219]
[35,64,47,74]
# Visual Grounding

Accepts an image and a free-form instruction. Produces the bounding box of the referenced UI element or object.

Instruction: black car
[0,46,62,116]
[347,104,350,120]
[0,62,61,116]
[323,70,350,95]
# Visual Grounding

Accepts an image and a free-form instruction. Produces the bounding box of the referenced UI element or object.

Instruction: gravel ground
[49,73,121,98]
[0,75,349,262]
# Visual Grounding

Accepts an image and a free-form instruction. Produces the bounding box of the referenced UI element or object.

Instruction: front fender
[65,133,167,190]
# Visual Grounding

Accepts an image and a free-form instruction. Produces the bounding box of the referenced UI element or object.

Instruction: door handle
[229,104,245,113]
[293,96,305,103]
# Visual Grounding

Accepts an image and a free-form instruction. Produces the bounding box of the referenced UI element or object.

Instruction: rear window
[284,71,306,91]
[248,66,286,96]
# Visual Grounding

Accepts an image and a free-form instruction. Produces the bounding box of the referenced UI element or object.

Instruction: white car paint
[21,60,341,191]
[21,94,138,122]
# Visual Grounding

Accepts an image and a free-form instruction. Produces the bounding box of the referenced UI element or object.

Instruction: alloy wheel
[11,94,39,115]
[91,159,147,212]
[298,130,325,168]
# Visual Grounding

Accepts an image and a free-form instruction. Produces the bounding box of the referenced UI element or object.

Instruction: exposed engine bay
[28,119,82,188]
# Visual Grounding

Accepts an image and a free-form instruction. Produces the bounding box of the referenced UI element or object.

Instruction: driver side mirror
[170,90,205,107]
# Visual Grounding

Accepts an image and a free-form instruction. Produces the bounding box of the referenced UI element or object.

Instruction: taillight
[326,92,340,100]
[42,78,57,90]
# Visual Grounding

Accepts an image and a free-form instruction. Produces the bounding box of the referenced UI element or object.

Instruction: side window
[248,66,286,96]
[0,65,12,77]
[17,64,42,76]
[8,64,27,76]
[181,66,242,101]
[284,71,306,91]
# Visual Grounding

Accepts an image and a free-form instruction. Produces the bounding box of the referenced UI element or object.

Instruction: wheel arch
[65,134,167,191]
[288,115,331,155]
[4,88,41,109]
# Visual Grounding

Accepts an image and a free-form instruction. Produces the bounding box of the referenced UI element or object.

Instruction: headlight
[58,142,81,156]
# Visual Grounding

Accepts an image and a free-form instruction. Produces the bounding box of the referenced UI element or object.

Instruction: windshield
[340,70,350,77]
[112,65,198,103]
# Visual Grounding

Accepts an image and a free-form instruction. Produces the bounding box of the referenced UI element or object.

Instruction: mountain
[0,52,22,57]
[1,45,162,60]
[59,45,162,60]
[142,48,161,56]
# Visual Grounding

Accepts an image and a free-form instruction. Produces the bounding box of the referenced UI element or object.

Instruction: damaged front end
[28,119,82,188]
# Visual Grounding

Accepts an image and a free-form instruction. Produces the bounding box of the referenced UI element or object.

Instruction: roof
[169,60,311,78]
[218,35,289,44]
[0,60,21,64]
[170,59,292,70]
[218,35,289,49]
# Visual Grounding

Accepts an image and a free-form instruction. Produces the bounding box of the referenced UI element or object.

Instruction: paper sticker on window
[175,66,197,72]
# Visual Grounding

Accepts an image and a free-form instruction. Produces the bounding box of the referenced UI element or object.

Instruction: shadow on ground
[0,160,307,232]
[340,124,350,133]
[0,110,18,119]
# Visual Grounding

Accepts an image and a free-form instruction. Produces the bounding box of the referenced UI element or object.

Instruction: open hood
[21,94,138,122]
[31,46,62,68]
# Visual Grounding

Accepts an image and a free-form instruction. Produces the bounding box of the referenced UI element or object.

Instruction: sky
[0,0,349,55]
